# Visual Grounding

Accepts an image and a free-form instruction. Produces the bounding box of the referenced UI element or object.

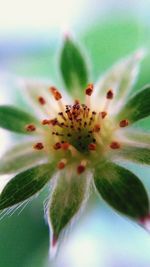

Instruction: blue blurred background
[0,0,150,266]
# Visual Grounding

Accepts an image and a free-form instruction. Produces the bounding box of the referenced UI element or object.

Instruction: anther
[119,119,129,128]
[100,111,107,119]
[25,124,36,132]
[61,142,70,150]
[77,160,87,174]
[110,141,120,149]
[85,83,94,96]
[42,119,51,125]
[53,142,61,150]
[50,86,62,101]
[57,159,67,170]
[106,89,114,99]
[85,83,94,108]
[93,124,100,133]
[77,165,85,174]
[38,96,46,105]
[33,142,44,150]
[88,143,96,151]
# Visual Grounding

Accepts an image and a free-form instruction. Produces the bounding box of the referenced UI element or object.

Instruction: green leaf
[94,50,144,106]
[0,142,46,174]
[60,36,89,96]
[0,105,39,134]
[49,166,90,246]
[0,163,56,210]
[94,161,149,219]
[113,144,150,165]
[117,85,150,124]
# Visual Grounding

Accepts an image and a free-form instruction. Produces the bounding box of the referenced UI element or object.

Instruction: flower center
[26,84,129,174]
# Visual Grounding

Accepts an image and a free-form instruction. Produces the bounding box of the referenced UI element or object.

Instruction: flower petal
[60,36,89,97]
[0,142,47,174]
[123,130,150,146]
[48,166,91,253]
[113,143,150,165]
[0,163,56,210]
[94,161,149,219]
[93,49,144,110]
[19,79,61,117]
[117,85,150,124]
[0,105,40,134]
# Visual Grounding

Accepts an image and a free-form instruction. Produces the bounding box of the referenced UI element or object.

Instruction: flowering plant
[0,36,150,256]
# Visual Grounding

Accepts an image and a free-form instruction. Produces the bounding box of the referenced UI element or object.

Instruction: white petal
[18,78,58,117]
[92,49,145,114]
[0,141,47,174]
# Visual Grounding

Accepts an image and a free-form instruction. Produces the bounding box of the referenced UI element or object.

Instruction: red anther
[85,83,94,96]
[88,143,96,151]
[42,119,51,125]
[77,165,85,174]
[33,142,44,150]
[106,89,113,99]
[53,142,61,150]
[25,124,36,132]
[38,96,46,105]
[57,161,66,170]
[110,141,120,149]
[119,119,129,128]
[61,142,70,150]
[100,111,107,119]
[50,86,62,101]
[93,124,100,133]
[49,119,58,126]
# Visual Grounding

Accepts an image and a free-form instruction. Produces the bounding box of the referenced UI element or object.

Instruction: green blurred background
[0,1,150,266]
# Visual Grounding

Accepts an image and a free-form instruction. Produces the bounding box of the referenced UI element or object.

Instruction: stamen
[85,83,94,96]
[50,86,65,112]
[68,145,79,157]
[61,142,70,150]
[50,86,62,101]
[42,119,51,125]
[57,159,67,170]
[77,159,87,174]
[85,83,94,108]
[25,124,36,132]
[53,142,61,150]
[106,89,113,99]
[38,96,46,105]
[110,141,120,149]
[93,124,100,133]
[33,142,44,150]
[119,119,129,128]
[103,89,114,112]
[100,111,107,119]
[88,143,96,151]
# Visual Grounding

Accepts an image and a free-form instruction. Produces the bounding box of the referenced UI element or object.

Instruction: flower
[0,35,150,257]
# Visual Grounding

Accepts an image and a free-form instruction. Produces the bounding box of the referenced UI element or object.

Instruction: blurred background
[0,0,150,266]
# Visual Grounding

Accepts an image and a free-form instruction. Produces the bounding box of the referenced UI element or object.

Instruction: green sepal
[94,161,149,219]
[49,166,90,243]
[60,36,89,97]
[117,85,150,124]
[0,142,46,174]
[0,163,56,210]
[0,105,39,134]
